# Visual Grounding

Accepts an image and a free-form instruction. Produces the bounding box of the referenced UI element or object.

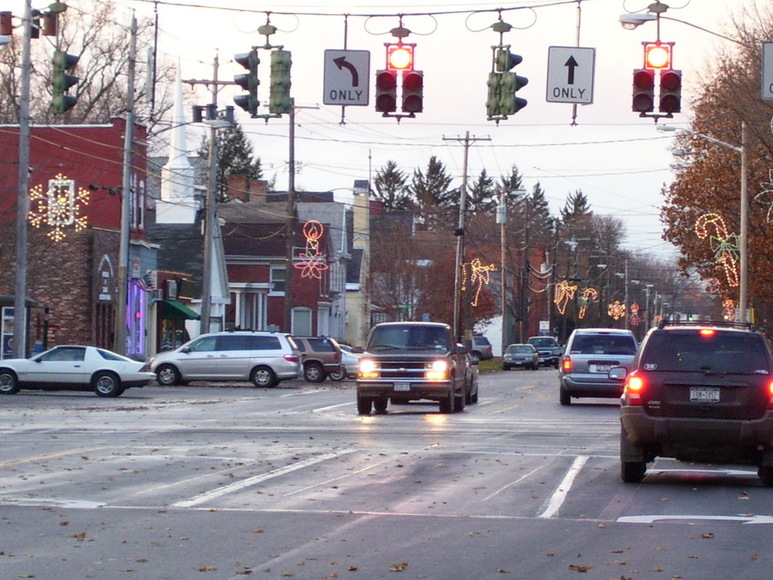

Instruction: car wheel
[502,364,510,371]
[373,398,388,414]
[470,388,478,404]
[304,362,326,383]
[251,366,278,388]
[454,386,466,412]
[328,367,346,382]
[759,465,773,487]
[0,369,20,394]
[559,388,571,406]
[357,395,372,415]
[93,371,122,397]
[156,364,181,386]
[621,460,647,483]
[438,389,454,414]
[531,363,539,370]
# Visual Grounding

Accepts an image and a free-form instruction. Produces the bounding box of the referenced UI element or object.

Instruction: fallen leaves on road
[389,562,408,572]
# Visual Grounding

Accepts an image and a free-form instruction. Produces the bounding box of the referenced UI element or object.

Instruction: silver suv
[150,331,301,388]
[559,328,637,405]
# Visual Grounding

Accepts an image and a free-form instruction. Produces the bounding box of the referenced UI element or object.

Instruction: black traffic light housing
[233,49,259,116]
[632,68,655,114]
[402,70,423,113]
[659,69,682,114]
[375,69,397,114]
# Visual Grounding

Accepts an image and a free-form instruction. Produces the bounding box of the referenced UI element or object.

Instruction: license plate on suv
[690,386,720,403]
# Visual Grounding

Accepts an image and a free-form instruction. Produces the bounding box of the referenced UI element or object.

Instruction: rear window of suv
[641,330,770,374]
[569,334,636,356]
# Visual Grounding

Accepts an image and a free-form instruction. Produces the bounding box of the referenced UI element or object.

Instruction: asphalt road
[0,369,771,579]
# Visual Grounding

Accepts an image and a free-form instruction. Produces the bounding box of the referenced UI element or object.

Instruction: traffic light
[659,69,682,114]
[489,47,528,117]
[386,43,414,71]
[269,49,292,115]
[631,68,655,113]
[233,49,259,116]
[375,69,397,113]
[402,70,423,113]
[644,42,671,70]
[51,49,79,114]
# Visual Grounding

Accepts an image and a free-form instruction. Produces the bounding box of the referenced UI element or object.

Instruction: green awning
[160,299,200,320]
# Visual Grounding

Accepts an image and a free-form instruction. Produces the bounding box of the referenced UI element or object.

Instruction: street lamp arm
[661,16,754,49]
[658,124,741,152]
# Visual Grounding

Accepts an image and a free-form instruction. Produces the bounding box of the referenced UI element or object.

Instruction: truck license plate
[394,383,411,392]
[690,386,720,403]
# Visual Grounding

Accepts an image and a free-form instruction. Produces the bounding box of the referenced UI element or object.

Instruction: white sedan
[0,345,155,397]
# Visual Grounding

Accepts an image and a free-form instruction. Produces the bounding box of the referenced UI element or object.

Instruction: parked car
[502,343,539,371]
[292,336,345,382]
[329,344,361,381]
[527,336,563,368]
[559,328,637,405]
[150,331,301,388]
[0,345,154,397]
[616,321,773,485]
[471,335,494,360]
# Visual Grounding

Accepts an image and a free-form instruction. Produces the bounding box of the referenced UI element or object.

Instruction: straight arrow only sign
[546,46,595,105]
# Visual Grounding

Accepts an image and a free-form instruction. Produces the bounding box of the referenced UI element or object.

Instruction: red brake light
[768,380,773,410]
[284,354,299,363]
[561,357,572,372]
[624,374,645,405]
[699,329,716,337]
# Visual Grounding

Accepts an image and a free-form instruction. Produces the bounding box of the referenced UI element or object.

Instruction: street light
[658,123,749,323]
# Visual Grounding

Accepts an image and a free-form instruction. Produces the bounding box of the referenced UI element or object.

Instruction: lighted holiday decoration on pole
[28,174,89,241]
[608,300,626,321]
[294,219,329,279]
[554,280,578,315]
[463,258,496,307]
[577,287,598,319]
[629,303,641,327]
[695,212,739,287]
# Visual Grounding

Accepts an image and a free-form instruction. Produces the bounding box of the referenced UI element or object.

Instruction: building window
[270,266,285,295]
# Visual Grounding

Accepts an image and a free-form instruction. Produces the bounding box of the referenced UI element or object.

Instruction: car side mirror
[608,367,627,380]
[181,346,191,354]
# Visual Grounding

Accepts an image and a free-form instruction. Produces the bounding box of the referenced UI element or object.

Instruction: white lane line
[618,514,773,525]
[0,446,107,467]
[537,455,588,519]
[172,450,353,508]
[482,465,546,502]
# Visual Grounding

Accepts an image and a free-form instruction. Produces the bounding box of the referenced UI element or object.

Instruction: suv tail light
[284,354,299,363]
[623,374,645,405]
[768,380,773,410]
[561,356,572,372]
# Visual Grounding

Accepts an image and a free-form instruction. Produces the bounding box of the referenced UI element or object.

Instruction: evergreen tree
[373,160,412,210]
[198,121,263,202]
[467,169,497,214]
[409,156,453,230]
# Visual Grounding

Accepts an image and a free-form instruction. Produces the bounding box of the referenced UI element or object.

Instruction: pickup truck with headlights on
[354,322,477,415]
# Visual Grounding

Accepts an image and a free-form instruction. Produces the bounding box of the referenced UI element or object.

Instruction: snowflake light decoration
[608,300,626,320]
[28,174,89,241]
[294,219,329,279]
[554,280,578,315]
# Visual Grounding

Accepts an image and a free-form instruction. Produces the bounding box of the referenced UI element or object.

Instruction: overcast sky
[15,0,754,254]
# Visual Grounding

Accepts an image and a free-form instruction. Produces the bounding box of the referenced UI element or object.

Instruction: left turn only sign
[323,49,370,106]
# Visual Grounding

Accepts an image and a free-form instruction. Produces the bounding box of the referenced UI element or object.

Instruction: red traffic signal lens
[661,70,681,91]
[403,71,423,91]
[633,69,654,90]
[387,44,413,71]
[376,70,397,90]
[644,43,670,69]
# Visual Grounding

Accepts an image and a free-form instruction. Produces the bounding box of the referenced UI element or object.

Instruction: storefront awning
[160,299,200,320]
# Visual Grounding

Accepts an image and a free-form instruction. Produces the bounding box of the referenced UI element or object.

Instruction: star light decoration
[28,174,89,241]
[294,219,329,279]
[753,169,773,224]
[695,212,739,287]
[554,280,578,315]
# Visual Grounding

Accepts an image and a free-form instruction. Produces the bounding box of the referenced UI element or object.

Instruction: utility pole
[113,13,136,354]
[444,132,490,344]
[283,99,296,334]
[12,0,32,358]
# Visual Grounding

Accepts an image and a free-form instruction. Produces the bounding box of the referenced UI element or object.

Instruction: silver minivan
[150,331,301,388]
[558,328,637,405]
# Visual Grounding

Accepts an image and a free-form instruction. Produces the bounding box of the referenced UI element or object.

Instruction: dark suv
[615,321,773,486]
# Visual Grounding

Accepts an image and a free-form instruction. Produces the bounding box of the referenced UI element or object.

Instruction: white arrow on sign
[323,49,370,106]
[546,46,595,105]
